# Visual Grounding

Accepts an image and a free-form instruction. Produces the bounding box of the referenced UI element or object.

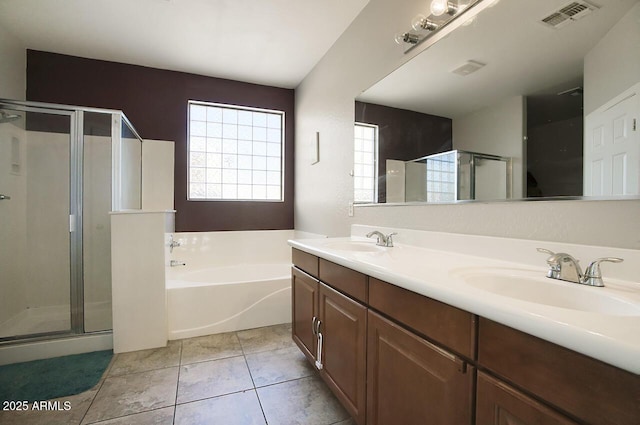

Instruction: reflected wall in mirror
[355,0,640,204]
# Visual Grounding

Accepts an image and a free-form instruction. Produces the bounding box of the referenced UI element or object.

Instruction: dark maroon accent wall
[26,50,294,232]
[355,101,452,203]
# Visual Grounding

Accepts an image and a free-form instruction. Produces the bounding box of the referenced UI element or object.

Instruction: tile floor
[0,324,355,425]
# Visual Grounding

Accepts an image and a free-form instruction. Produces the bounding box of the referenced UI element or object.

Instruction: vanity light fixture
[430,0,459,17]
[411,14,439,31]
[395,0,481,48]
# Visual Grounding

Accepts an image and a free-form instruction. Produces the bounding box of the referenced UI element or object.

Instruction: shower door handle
[0,194,10,200]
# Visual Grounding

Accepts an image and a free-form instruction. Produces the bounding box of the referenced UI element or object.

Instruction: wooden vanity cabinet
[292,250,367,425]
[367,310,474,425]
[293,248,639,425]
[478,318,640,425]
[476,372,579,425]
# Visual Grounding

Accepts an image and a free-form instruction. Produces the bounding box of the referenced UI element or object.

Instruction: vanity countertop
[288,234,640,374]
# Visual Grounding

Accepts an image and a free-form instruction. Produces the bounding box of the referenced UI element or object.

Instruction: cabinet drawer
[292,248,319,278]
[478,318,640,425]
[369,278,476,358]
[319,258,367,303]
[476,372,579,425]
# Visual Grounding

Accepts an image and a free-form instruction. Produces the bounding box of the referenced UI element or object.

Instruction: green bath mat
[0,350,113,403]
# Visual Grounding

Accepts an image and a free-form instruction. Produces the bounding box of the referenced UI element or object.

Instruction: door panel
[319,282,367,425]
[366,310,474,425]
[291,267,318,363]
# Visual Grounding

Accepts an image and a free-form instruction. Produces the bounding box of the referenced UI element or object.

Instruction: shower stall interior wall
[0,99,143,351]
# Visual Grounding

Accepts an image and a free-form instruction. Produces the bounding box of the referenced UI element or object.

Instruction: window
[188,101,284,201]
[354,123,378,203]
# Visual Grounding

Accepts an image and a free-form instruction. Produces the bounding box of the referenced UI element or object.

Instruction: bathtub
[165,229,325,340]
[167,263,291,339]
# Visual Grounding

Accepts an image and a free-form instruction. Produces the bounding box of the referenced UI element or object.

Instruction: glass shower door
[0,106,75,340]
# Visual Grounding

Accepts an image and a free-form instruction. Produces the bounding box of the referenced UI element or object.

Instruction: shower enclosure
[0,99,142,344]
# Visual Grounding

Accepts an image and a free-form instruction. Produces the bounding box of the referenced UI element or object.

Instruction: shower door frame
[0,102,85,342]
[0,98,143,345]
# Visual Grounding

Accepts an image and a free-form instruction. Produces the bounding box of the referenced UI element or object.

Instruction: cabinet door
[367,310,474,425]
[318,283,367,425]
[476,372,579,425]
[291,267,318,364]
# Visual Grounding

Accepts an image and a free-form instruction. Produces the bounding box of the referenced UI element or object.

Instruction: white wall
[453,96,524,198]
[0,23,25,100]
[142,139,175,210]
[584,3,640,115]
[294,0,640,249]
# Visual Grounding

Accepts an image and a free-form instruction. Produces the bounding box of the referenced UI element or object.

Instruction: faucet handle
[582,257,624,287]
[536,247,555,256]
[537,248,560,278]
[385,232,397,247]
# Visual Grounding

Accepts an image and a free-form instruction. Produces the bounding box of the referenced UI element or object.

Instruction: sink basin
[456,269,640,316]
[322,241,383,253]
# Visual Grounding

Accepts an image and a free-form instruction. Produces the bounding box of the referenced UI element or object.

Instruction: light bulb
[412,14,439,31]
[430,0,458,16]
[394,32,420,45]
[430,0,448,16]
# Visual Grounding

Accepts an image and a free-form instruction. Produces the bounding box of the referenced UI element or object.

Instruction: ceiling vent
[451,60,486,77]
[541,1,599,29]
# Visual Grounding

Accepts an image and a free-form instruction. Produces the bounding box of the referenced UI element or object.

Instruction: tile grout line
[77,352,117,425]
[237,330,270,425]
[172,340,183,425]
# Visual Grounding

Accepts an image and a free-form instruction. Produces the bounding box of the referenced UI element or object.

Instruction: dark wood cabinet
[292,250,638,425]
[366,310,474,425]
[476,372,579,425]
[478,318,640,425]
[292,259,368,425]
[291,267,318,363]
[318,283,367,425]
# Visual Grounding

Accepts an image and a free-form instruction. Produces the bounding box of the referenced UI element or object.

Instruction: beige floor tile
[236,323,296,354]
[180,332,243,365]
[0,384,100,425]
[82,367,178,424]
[174,390,266,425]
[177,356,253,404]
[257,375,349,425]
[108,341,181,376]
[245,346,314,387]
[85,406,174,424]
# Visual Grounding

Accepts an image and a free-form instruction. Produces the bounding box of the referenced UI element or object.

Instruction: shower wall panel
[25,131,70,312]
[0,121,27,328]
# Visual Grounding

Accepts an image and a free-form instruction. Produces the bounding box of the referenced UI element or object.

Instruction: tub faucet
[170,260,186,267]
[169,235,181,253]
[537,248,623,287]
[366,230,397,247]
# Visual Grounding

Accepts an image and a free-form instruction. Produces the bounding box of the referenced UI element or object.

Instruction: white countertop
[288,232,640,374]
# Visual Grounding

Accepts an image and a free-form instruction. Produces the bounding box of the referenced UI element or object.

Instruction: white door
[584,84,640,196]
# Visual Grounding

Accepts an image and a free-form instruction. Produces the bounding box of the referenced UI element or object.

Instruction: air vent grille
[559,2,589,17]
[541,1,598,29]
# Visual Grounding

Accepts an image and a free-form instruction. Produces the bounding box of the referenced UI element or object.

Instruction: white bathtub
[167,263,291,339]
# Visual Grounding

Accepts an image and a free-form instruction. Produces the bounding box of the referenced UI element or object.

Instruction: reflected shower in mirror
[355,0,640,204]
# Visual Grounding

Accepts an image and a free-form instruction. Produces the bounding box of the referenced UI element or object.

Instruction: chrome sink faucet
[537,248,623,287]
[366,230,397,247]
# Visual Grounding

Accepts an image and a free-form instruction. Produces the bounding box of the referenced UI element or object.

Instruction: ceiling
[0,0,369,89]
[358,0,638,118]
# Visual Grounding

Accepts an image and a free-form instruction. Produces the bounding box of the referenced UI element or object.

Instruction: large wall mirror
[354,0,640,204]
